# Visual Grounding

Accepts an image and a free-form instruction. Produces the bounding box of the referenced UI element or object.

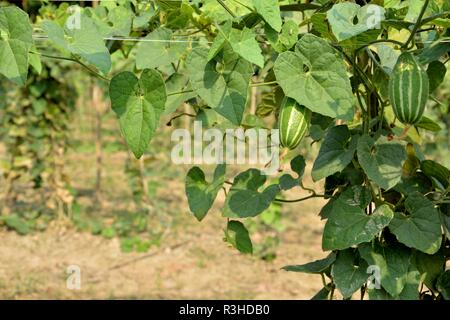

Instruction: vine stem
[402,0,430,49]
[355,39,405,53]
[250,81,278,87]
[167,89,194,97]
[30,51,111,82]
[216,0,236,18]
[274,194,325,203]
[166,112,196,126]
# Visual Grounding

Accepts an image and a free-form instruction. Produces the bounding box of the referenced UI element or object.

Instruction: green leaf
[28,45,42,75]
[274,34,354,120]
[323,200,393,251]
[109,69,166,158]
[0,6,33,85]
[327,3,385,42]
[209,22,264,67]
[223,169,280,218]
[265,20,299,53]
[415,250,445,291]
[252,0,282,32]
[225,220,253,254]
[368,288,393,300]
[164,72,195,115]
[427,61,447,93]
[357,135,406,190]
[312,125,357,181]
[415,116,442,132]
[417,42,450,65]
[42,15,111,74]
[135,27,185,70]
[420,160,450,189]
[397,264,421,300]
[283,252,336,274]
[359,241,412,297]
[279,155,306,190]
[389,192,442,254]
[332,248,369,299]
[437,270,450,300]
[185,164,226,221]
[311,286,331,300]
[186,45,253,125]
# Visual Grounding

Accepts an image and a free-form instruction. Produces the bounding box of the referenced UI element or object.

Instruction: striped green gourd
[388,52,429,125]
[278,97,311,149]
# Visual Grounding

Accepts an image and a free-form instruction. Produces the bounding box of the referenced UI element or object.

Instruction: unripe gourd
[388,52,429,125]
[278,97,311,150]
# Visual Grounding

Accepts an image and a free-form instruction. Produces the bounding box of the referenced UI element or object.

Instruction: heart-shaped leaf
[209,22,264,68]
[359,241,412,297]
[109,69,166,158]
[327,3,385,42]
[185,164,226,221]
[332,248,369,299]
[357,135,406,190]
[187,45,253,125]
[323,191,393,250]
[274,34,354,120]
[0,6,33,85]
[136,27,186,70]
[223,169,280,218]
[389,192,442,254]
[42,15,111,74]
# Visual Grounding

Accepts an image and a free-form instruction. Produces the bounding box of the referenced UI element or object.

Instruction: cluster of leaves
[0,0,449,299]
[0,57,77,230]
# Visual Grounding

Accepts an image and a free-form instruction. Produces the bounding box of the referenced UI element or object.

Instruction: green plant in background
[0,58,78,232]
[0,0,449,300]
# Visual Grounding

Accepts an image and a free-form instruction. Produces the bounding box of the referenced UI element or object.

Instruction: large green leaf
[283,252,336,274]
[225,220,253,254]
[209,21,264,67]
[359,241,412,297]
[389,192,442,254]
[42,15,111,74]
[323,199,393,251]
[252,0,282,32]
[274,34,354,120]
[357,135,406,190]
[332,249,369,299]
[312,125,357,181]
[223,169,280,218]
[135,27,185,70]
[327,3,385,42]
[185,164,226,221]
[0,6,33,85]
[186,45,253,125]
[109,69,166,158]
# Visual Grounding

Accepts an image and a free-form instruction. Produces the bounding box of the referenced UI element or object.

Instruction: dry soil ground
[0,118,328,299]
